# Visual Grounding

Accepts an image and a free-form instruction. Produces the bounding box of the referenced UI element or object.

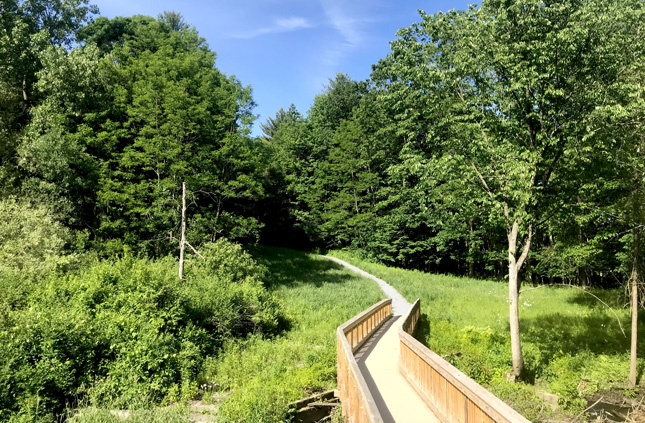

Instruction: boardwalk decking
[356,316,440,423]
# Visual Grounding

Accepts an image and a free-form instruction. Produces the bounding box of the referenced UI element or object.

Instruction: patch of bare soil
[188,400,217,423]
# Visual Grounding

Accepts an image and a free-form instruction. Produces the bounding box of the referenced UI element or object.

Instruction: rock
[537,392,560,411]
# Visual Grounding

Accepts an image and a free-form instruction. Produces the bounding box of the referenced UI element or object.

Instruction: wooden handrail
[398,299,532,423]
[337,298,392,423]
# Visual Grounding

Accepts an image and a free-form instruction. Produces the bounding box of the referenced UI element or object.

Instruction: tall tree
[371,0,642,378]
[0,0,97,195]
[590,34,645,385]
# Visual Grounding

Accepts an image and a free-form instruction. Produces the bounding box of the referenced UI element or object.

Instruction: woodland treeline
[264,0,645,290]
[3,0,643,288]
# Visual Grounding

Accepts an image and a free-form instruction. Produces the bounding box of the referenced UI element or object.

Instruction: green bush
[0,240,285,421]
[0,197,72,282]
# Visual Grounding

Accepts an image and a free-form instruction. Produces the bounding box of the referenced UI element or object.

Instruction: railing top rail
[337,298,392,423]
[338,298,392,334]
[399,299,531,423]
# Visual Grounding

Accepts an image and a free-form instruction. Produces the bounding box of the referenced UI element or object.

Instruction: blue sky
[91,0,472,136]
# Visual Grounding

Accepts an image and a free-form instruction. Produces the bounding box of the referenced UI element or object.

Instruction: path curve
[323,255,411,316]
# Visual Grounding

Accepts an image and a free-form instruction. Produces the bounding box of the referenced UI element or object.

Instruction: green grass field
[329,250,644,421]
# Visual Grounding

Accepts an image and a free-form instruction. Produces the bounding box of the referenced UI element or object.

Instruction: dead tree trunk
[629,226,640,387]
[178,181,187,280]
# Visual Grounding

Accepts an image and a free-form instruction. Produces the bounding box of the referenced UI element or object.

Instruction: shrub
[0,240,285,421]
[0,197,72,282]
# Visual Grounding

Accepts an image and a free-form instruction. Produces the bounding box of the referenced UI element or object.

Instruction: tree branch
[185,242,205,260]
[516,223,533,271]
[470,160,495,201]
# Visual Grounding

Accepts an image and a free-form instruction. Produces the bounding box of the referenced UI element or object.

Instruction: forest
[0,0,644,421]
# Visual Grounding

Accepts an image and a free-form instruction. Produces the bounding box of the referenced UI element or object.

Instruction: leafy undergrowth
[68,406,192,423]
[328,250,644,422]
[1,241,285,422]
[197,247,384,423]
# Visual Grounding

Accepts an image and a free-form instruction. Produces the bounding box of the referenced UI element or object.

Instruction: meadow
[329,250,643,421]
[7,244,641,422]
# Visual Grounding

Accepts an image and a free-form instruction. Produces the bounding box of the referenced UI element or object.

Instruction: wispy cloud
[318,0,381,68]
[230,16,313,39]
[320,0,363,47]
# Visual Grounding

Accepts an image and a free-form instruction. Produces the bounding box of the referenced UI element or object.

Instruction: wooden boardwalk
[356,316,440,423]
[333,256,531,423]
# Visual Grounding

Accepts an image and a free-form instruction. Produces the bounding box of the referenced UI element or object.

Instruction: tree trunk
[629,227,640,387]
[468,219,475,278]
[22,77,28,102]
[509,249,524,379]
[178,182,187,280]
[507,218,532,380]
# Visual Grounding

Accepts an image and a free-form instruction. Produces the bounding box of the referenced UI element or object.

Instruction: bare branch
[574,397,603,422]
[185,242,205,260]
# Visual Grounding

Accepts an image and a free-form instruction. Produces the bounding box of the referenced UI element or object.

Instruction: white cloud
[318,0,382,68]
[230,16,313,39]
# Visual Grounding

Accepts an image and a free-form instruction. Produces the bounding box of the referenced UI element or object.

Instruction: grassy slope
[328,250,644,421]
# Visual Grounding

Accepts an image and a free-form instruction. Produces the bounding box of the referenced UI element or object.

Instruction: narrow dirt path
[324,255,440,422]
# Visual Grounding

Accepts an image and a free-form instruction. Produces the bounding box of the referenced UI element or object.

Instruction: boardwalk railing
[399,299,531,423]
[337,299,392,423]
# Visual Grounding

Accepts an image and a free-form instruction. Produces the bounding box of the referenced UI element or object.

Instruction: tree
[158,10,188,32]
[259,104,300,140]
[0,0,97,195]
[589,35,645,386]
[90,17,262,253]
[371,0,642,378]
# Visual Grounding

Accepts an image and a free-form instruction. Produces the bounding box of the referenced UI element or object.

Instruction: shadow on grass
[522,309,645,360]
[415,313,432,345]
[247,245,354,289]
[566,288,626,310]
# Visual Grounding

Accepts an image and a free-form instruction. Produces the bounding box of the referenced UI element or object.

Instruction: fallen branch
[520,284,626,338]
[573,396,603,422]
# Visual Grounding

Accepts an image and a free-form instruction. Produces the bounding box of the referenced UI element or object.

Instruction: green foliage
[0,240,284,421]
[6,11,264,255]
[0,197,72,282]
[69,406,191,423]
[487,376,546,422]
